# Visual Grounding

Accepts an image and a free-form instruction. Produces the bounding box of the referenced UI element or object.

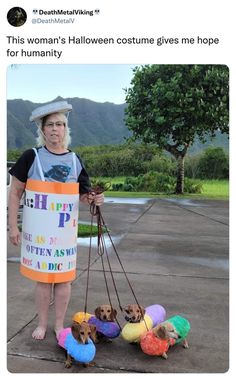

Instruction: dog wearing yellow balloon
[121,304,166,343]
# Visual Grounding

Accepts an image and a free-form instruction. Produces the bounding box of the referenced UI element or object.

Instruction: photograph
[7,63,229,373]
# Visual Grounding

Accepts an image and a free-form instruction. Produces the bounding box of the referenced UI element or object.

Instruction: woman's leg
[32,282,52,339]
[54,281,71,338]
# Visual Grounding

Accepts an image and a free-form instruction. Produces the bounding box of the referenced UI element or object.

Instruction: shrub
[124,172,176,193]
[112,183,124,191]
[184,178,203,193]
[111,172,203,194]
[153,173,176,192]
[91,178,111,191]
[124,176,141,189]
[123,183,135,192]
[197,147,229,179]
[185,154,202,179]
[148,154,176,176]
[76,143,171,177]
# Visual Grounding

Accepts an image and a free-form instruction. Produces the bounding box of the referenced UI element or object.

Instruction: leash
[83,208,95,316]
[83,189,148,331]
[97,207,148,330]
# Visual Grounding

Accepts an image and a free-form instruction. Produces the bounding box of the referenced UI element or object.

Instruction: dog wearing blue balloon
[58,321,97,368]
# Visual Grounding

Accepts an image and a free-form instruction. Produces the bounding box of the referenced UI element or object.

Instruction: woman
[8,101,104,340]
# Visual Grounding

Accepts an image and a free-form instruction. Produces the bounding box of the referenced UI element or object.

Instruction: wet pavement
[104,197,152,204]
[7,198,229,374]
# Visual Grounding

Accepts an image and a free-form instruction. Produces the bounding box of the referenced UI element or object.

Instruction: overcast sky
[7,64,138,104]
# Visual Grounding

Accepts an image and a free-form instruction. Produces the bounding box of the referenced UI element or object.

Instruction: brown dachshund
[95,305,117,322]
[65,321,97,368]
[94,304,118,342]
[154,321,189,349]
[151,322,187,359]
[123,304,145,323]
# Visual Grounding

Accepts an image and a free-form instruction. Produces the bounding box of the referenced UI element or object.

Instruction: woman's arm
[8,176,26,246]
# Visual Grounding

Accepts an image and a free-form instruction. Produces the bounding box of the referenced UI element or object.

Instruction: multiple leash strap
[83,207,94,317]
[83,188,148,331]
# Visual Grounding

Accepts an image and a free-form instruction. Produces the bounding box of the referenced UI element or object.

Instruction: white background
[1,0,234,378]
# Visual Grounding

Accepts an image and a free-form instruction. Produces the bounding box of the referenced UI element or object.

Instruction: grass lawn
[78,223,108,237]
[99,178,229,200]
[201,180,229,199]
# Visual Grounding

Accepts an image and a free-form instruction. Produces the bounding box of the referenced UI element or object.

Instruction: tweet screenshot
[1,0,234,377]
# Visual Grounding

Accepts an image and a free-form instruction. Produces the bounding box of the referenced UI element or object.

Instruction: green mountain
[7,97,228,152]
[7,97,130,149]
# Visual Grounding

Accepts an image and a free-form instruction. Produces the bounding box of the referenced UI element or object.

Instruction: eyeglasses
[44,121,65,128]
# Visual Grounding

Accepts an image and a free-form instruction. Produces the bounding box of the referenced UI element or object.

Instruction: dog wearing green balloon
[140,315,190,359]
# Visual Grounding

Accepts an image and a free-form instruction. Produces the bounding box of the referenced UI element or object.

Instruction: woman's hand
[8,176,25,246]
[9,225,21,246]
[87,191,104,206]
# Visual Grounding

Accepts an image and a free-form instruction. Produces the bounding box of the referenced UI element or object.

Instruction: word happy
[24,192,77,227]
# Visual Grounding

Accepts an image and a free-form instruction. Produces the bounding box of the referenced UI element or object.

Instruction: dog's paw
[182,339,189,348]
[182,339,189,349]
[83,361,96,368]
[65,359,72,368]
[162,352,168,360]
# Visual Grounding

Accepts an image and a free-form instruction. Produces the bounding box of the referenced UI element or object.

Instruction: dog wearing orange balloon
[140,315,190,359]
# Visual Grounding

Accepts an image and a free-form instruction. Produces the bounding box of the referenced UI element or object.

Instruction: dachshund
[152,323,179,341]
[65,321,97,368]
[152,321,189,359]
[123,304,145,323]
[95,305,117,322]
[154,320,189,349]
[94,304,118,342]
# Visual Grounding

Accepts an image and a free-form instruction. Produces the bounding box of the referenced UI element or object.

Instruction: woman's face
[42,113,66,146]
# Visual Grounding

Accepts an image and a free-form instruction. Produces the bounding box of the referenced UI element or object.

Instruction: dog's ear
[89,324,97,342]
[111,308,117,320]
[95,306,101,319]
[156,326,167,340]
[123,305,130,314]
[71,321,81,340]
[140,306,145,317]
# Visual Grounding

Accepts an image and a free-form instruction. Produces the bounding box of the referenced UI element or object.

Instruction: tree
[125,65,229,193]
[198,147,229,179]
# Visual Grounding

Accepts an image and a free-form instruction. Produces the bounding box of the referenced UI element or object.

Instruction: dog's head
[95,305,117,322]
[71,321,97,344]
[123,304,145,323]
[153,323,179,340]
